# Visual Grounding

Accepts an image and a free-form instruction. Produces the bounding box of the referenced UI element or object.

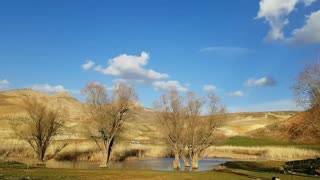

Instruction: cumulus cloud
[245,77,276,87]
[94,51,169,83]
[227,91,245,97]
[256,0,316,41]
[82,60,95,70]
[288,10,320,44]
[0,79,10,88]
[152,81,188,92]
[85,51,188,93]
[32,84,68,94]
[203,85,217,91]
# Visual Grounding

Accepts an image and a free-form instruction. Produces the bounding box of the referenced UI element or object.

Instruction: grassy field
[217,136,320,151]
[0,160,318,180]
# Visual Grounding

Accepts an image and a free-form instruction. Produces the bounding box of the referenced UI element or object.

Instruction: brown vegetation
[249,105,320,144]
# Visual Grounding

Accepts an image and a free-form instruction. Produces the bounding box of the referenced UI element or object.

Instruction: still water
[46,158,233,171]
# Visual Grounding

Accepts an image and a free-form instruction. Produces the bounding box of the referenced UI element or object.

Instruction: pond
[46,158,234,171]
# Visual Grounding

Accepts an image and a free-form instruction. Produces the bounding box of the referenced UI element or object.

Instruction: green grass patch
[223,161,285,173]
[286,158,320,175]
[0,160,28,169]
[218,136,320,151]
[224,159,320,177]
[233,169,317,180]
[218,136,290,146]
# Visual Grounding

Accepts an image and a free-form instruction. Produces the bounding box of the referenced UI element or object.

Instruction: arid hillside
[0,89,298,142]
[2,89,320,161]
[0,89,86,139]
[217,111,297,136]
[249,105,320,144]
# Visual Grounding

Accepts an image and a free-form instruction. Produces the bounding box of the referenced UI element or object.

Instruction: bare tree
[7,95,67,164]
[185,92,225,169]
[153,89,186,169]
[154,90,225,170]
[82,82,137,168]
[291,63,320,142]
[293,63,320,109]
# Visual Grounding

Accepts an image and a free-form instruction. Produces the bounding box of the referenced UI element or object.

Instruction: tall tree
[186,92,225,169]
[153,89,186,169]
[293,63,320,109]
[82,82,137,167]
[7,95,66,164]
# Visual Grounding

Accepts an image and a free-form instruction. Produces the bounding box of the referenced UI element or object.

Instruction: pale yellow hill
[0,89,298,142]
[219,111,297,136]
[0,89,86,139]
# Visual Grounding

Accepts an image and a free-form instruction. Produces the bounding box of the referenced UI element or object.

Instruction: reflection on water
[46,158,233,171]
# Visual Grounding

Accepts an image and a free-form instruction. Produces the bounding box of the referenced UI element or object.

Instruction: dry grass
[2,138,319,163]
[55,140,170,162]
[0,137,170,163]
[206,146,320,161]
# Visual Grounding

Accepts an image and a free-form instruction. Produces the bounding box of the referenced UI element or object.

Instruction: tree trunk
[99,152,108,168]
[36,147,46,166]
[99,139,113,168]
[180,153,190,167]
[191,153,199,169]
[172,152,181,170]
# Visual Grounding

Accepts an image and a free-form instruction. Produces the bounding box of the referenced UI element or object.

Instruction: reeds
[206,146,320,160]
[1,139,319,162]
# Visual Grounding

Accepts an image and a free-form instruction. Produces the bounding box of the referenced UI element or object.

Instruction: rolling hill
[249,105,320,144]
[0,89,300,143]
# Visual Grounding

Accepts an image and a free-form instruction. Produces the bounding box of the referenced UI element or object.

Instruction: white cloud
[152,81,188,92]
[203,85,217,91]
[245,77,276,87]
[288,10,320,44]
[200,47,253,54]
[256,0,316,41]
[82,60,95,70]
[229,99,302,112]
[32,84,81,94]
[0,79,10,88]
[227,91,245,97]
[94,51,169,82]
[32,84,68,94]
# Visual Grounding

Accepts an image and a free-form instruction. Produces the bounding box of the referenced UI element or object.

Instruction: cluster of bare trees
[153,89,225,170]
[3,82,137,168]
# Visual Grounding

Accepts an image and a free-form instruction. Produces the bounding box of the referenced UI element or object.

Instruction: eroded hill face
[249,106,320,144]
[0,89,299,143]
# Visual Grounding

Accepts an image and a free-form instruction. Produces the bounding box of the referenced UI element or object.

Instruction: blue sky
[0,0,319,112]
